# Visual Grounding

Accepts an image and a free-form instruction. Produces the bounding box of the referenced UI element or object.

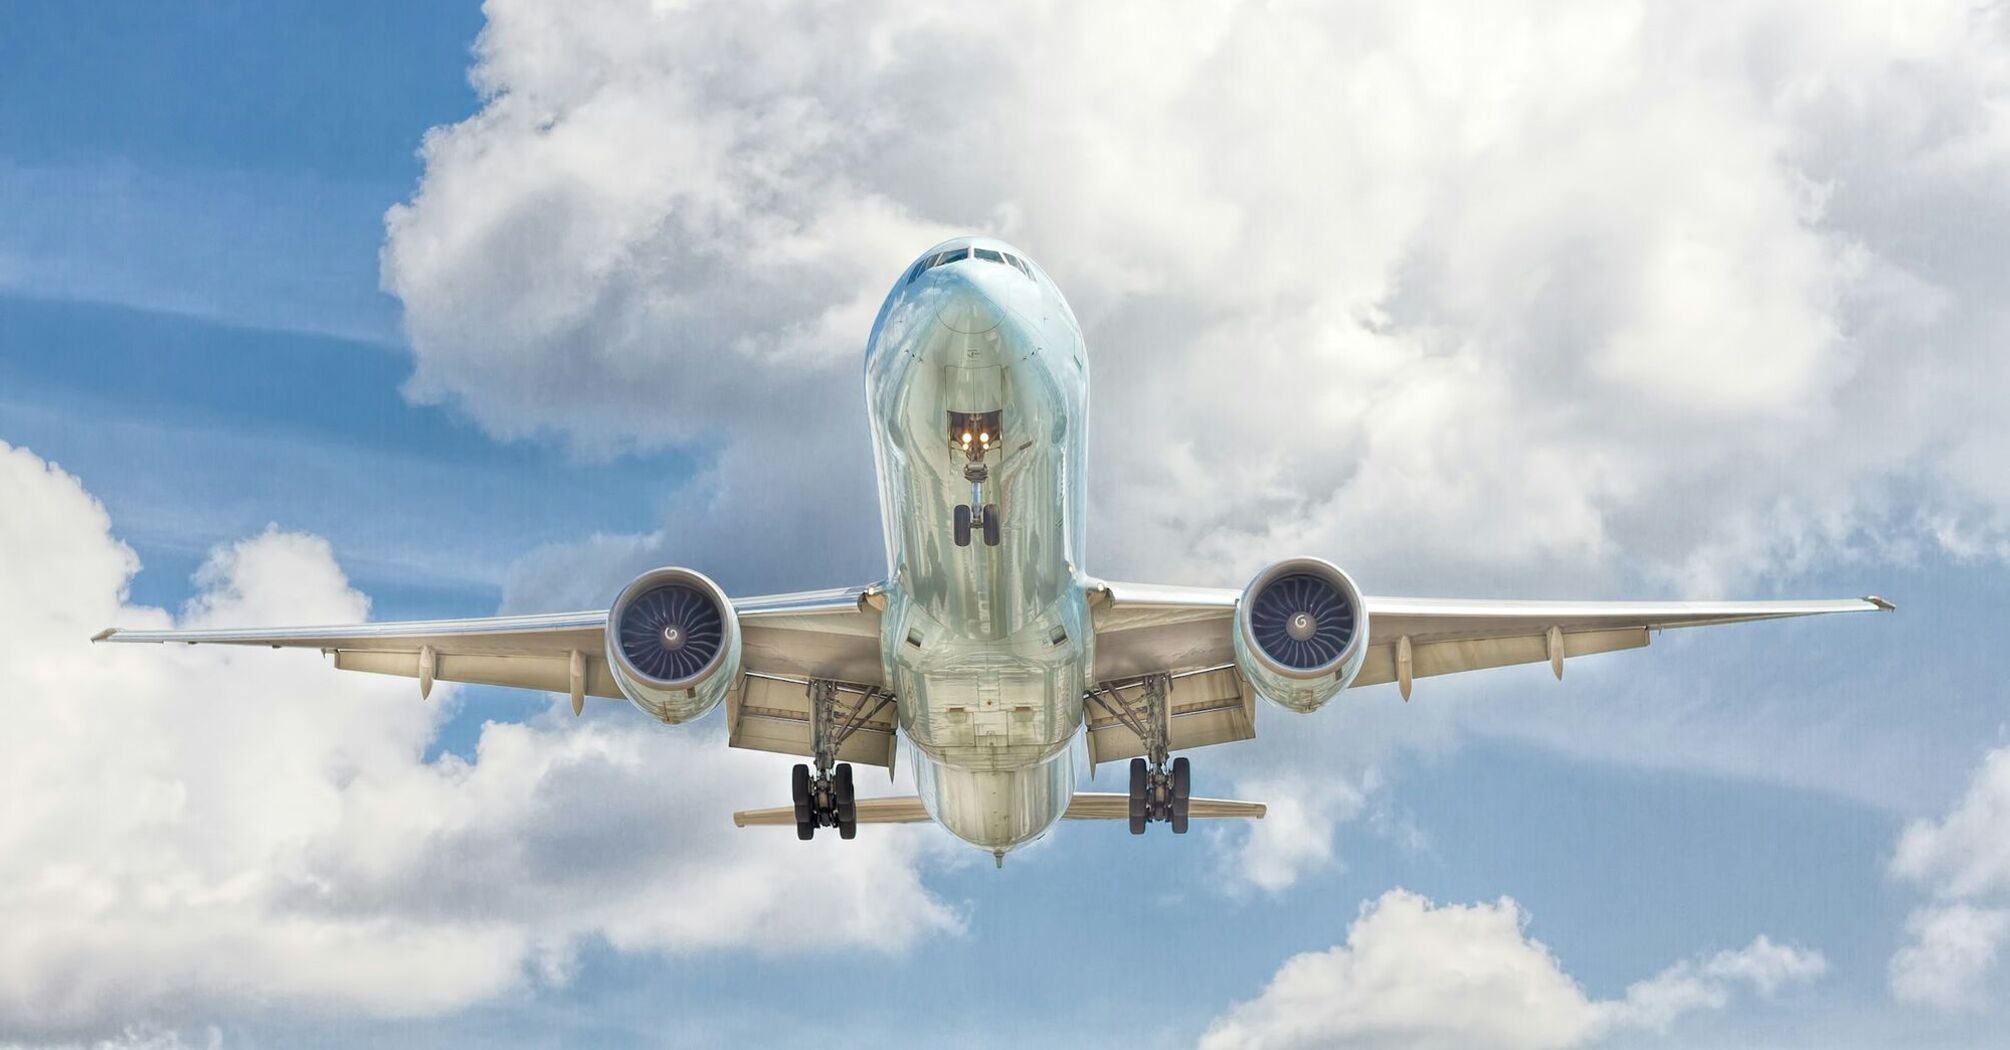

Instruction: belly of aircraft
[863,257,1092,851]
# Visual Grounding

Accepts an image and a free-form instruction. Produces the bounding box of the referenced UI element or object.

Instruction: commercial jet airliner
[98,237,1892,864]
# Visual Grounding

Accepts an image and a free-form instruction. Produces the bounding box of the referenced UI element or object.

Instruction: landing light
[979,432,990,443]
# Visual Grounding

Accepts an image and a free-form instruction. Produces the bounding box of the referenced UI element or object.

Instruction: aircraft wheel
[835,763,857,839]
[1128,757,1148,835]
[1170,756,1191,835]
[954,505,972,547]
[792,763,814,840]
[982,504,1001,546]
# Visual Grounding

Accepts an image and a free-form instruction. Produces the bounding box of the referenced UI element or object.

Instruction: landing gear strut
[950,411,1002,548]
[792,679,892,841]
[1086,673,1193,834]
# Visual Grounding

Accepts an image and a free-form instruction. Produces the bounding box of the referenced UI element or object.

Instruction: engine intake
[606,567,741,724]
[1234,557,1369,713]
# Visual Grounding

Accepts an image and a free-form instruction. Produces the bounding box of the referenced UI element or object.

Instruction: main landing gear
[1086,673,1193,834]
[792,678,894,841]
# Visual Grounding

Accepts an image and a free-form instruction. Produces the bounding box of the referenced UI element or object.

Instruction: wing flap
[1352,626,1649,688]
[333,649,626,699]
[1083,666,1256,769]
[725,673,897,768]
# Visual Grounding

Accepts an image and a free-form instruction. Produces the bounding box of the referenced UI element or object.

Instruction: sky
[2,1,2009,1046]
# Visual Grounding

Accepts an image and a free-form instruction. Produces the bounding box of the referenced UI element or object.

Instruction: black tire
[1128,757,1148,835]
[1170,756,1192,835]
[792,763,814,840]
[834,763,856,838]
[954,504,972,547]
[982,504,1000,546]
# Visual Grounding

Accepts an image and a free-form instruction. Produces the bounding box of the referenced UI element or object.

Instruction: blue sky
[4,3,2009,1048]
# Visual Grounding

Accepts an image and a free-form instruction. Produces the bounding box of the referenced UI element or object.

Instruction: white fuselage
[864,237,1093,851]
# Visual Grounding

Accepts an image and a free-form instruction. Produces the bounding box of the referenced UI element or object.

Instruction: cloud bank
[384,0,2010,604]
[0,441,957,1040]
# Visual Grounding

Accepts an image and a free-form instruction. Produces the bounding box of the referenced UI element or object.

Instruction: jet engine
[1233,557,1369,713]
[605,567,742,724]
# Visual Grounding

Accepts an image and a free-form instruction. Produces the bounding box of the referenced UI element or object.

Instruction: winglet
[1865,595,1896,611]
[90,628,117,643]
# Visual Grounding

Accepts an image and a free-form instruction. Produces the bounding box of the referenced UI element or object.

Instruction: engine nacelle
[1233,557,1370,713]
[605,567,742,724]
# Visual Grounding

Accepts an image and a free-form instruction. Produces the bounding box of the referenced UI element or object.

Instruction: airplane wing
[1083,579,1892,765]
[94,584,897,765]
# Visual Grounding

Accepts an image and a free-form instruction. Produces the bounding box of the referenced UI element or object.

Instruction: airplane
[96,235,1893,865]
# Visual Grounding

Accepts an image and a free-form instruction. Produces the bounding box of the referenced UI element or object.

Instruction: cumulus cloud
[1888,745,2010,1008]
[384,0,2010,600]
[1888,903,2010,1010]
[0,441,958,1040]
[1196,889,1823,1050]
[377,0,2010,883]
[1214,773,1369,895]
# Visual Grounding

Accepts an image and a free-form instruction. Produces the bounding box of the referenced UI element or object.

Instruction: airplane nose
[932,267,1013,333]
[937,287,1003,334]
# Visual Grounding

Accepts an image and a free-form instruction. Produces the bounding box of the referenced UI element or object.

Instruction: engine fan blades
[616,583,725,682]
[1248,572,1355,670]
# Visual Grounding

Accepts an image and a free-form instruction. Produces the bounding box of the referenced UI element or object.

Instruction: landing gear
[791,761,856,839]
[952,503,1001,548]
[792,678,892,841]
[949,410,1003,549]
[1088,673,1193,835]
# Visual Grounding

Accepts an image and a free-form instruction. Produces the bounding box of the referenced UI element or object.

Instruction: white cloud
[2,1027,221,1050]
[382,0,2010,600]
[0,441,959,1040]
[377,0,2010,880]
[1196,889,1823,1050]
[1211,773,1368,895]
[1888,903,2010,1010]
[1892,745,2010,901]
[1887,745,2010,1008]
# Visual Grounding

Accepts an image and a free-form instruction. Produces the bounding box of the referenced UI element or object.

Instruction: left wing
[1084,579,1892,762]
[94,585,894,763]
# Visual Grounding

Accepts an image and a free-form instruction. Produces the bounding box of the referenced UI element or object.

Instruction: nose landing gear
[953,501,1001,548]
[950,410,1003,548]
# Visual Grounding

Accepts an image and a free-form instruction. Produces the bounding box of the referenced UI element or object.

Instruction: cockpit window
[908,247,965,284]
[907,245,1039,285]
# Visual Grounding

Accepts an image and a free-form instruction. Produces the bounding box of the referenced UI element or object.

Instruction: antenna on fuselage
[993,849,1006,869]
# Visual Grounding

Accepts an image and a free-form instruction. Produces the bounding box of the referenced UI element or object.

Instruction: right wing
[95,584,898,765]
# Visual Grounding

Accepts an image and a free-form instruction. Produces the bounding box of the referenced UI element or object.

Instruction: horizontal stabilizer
[1060,792,1266,820]
[732,792,1265,828]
